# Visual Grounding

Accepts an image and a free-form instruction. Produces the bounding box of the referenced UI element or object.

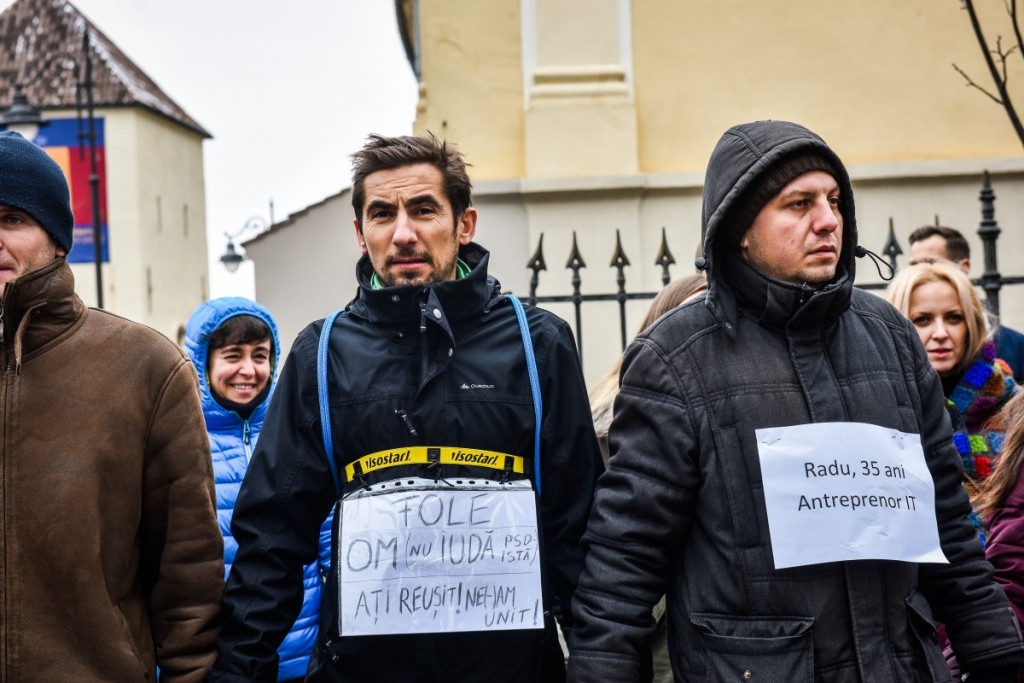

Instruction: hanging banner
[32,118,109,263]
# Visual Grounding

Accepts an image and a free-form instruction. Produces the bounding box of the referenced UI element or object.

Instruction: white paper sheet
[756,422,948,569]
[337,479,544,635]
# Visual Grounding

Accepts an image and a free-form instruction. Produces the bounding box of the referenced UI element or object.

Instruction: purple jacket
[988,472,1024,626]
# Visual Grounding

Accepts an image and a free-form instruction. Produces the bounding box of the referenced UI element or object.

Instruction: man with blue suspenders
[211,133,604,683]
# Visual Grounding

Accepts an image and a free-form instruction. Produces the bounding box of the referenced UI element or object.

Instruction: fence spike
[526,232,547,305]
[526,232,547,273]
[883,217,902,271]
[611,229,631,350]
[609,229,631,268]
[566,232,587,270]
[654,227,677,286]
[566,231,586,360]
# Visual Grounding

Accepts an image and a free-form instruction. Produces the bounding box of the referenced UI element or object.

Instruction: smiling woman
[208,336,271,406]
[184,297,331,683]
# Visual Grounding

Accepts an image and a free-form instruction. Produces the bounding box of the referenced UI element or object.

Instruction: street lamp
[219,216,269,273]
[0,28,105,308]
[2,85,44,140]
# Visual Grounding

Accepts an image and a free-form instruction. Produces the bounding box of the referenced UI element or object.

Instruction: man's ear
[353,219,367,255]
[457,207,477,245]
[959,258,971,275]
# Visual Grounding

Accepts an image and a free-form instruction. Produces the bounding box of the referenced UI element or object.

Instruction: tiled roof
[0,0,209,137]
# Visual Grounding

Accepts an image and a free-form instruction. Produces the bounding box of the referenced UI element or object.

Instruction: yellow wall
[398,0,1024,386]
[633,0,1023,172]
[414,1,1024,179]
[415,0,525,179]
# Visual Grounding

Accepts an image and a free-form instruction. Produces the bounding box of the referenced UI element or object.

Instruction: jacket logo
[364,451,411,470]
[460,383,495,390]
[449,450,500,467]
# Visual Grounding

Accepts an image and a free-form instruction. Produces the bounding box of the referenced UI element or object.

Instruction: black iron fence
[525,171,1022,361]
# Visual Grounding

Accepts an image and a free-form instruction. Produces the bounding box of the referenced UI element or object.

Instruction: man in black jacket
[212,133,603,683]
[568,120,1024,682]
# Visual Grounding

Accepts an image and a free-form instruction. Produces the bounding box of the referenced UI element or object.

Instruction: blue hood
[184,297,280,431]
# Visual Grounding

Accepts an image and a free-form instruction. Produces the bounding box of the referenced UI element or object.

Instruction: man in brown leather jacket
[0,130,223,681]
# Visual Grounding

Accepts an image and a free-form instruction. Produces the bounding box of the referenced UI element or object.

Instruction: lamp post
[219,216,269,273]
[0,28,105,308]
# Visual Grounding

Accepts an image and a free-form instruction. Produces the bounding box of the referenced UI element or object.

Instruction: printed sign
[756,422,948,569]
[337,479,543,636]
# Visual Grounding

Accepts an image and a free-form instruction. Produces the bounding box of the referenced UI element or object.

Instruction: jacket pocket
[905,591,949,682]
[691,613,814,683]
[113,601,151,680]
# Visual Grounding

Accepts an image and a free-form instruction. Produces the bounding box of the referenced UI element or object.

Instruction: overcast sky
[2,0,419,297]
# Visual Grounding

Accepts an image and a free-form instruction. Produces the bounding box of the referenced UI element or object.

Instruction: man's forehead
[908,235,949,261]
[364,163,444,195]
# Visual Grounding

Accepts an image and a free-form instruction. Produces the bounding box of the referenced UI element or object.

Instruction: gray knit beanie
[725,151,838,250]
[0,131,74,252]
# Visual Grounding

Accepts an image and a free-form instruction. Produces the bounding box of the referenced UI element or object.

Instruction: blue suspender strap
[506,294,543,496]
[318,300,540,497]
[317,310,344,499]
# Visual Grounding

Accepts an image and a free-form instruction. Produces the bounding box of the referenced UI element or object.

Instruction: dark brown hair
[908,225,971,263]
[206,315,272,351]
[351,133,472,230]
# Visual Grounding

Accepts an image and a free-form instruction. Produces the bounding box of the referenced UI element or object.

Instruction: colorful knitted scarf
[945,339,1018,482]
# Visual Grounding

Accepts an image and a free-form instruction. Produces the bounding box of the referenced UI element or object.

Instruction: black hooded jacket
[568,121,1024,682]
[211,243,604,683]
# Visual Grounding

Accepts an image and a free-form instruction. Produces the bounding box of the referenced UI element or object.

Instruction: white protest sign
[337,479,543,636]
[756,422,948,569]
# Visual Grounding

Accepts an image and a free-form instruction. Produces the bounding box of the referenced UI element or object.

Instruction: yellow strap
[344,446,525,482]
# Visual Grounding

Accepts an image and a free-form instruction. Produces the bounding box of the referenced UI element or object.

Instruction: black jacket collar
[721,250,852,334]
[348,242,502,327]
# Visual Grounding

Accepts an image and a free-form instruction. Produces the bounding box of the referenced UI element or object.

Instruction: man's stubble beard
[379,246,459,288]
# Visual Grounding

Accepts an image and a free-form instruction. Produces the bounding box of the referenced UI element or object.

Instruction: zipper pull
[394,409,418,437]
[419,291,428,334]
[0,301,5,344]
[243,420,253,461]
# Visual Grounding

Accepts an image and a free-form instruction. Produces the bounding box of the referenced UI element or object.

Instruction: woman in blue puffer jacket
[186,297,330,682]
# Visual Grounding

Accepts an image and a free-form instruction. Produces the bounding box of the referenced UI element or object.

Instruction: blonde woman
[886,261,1018,489]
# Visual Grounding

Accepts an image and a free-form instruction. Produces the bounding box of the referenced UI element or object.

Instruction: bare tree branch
[1009,0,1024,56]
[961,0,1024,148]
[953,62,1005,103]
[996,36,1010,84]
